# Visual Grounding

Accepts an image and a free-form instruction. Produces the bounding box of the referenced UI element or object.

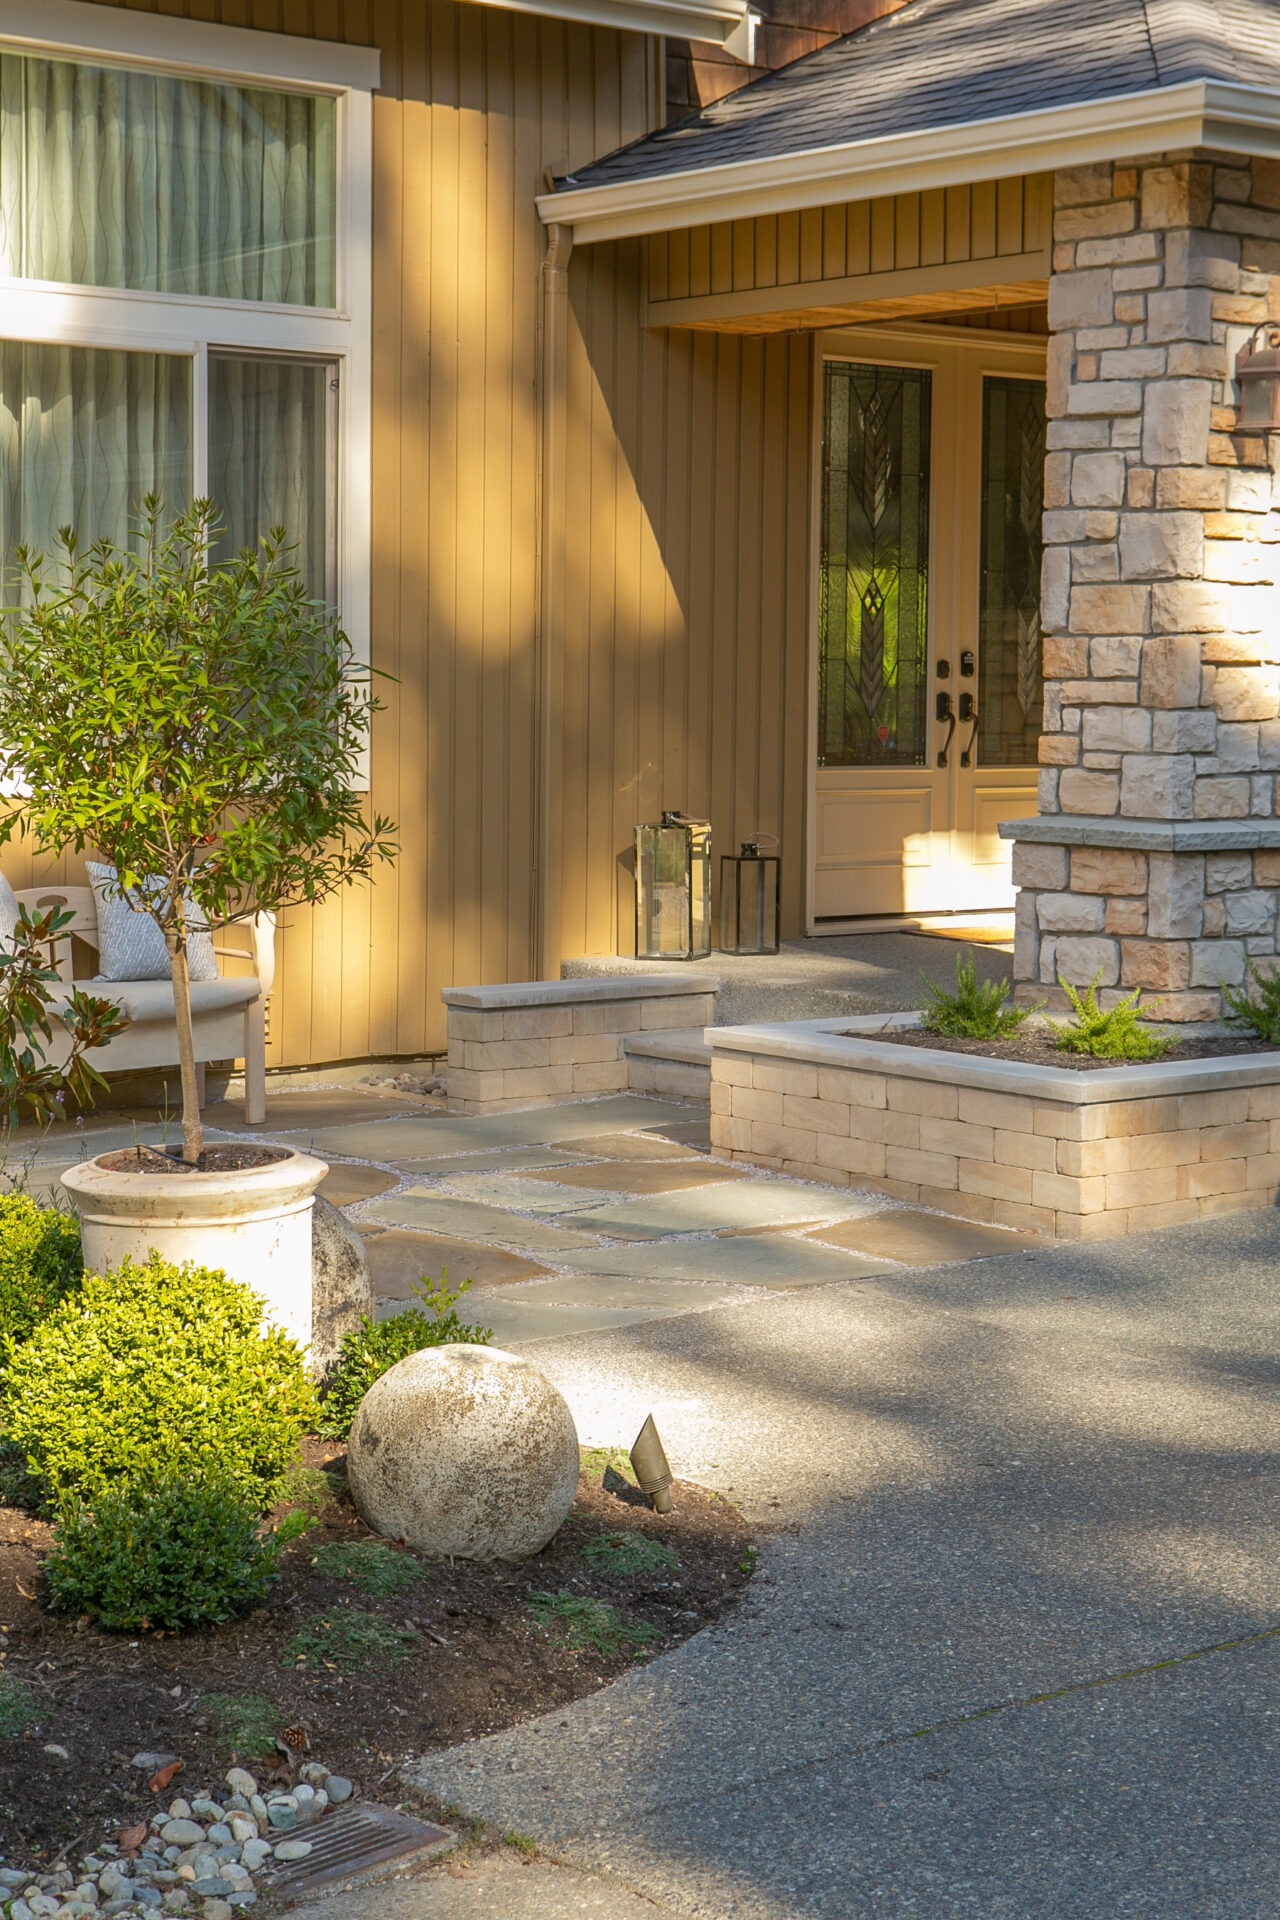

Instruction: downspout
[535,219,574,981]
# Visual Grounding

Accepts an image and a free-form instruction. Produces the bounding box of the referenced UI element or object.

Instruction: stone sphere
[346,1344,580,1561]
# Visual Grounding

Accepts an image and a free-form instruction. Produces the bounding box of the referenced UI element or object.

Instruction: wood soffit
[649,278,1050,333]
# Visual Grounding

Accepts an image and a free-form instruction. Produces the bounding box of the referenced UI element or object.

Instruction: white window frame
[0,0,378,770]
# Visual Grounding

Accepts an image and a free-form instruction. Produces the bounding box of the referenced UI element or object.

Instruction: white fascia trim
[465,0,747,41]
[538,78,1280,244]
[0,0,380,92]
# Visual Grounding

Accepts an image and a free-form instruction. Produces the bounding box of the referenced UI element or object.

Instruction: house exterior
[3,0,1280,1070]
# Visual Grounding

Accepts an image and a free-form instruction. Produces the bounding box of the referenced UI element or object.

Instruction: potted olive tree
[0,498,396,1344]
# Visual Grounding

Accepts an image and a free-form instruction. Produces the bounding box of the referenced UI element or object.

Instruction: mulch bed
[861,1027,1279,1071]
[0,1442,754,1863]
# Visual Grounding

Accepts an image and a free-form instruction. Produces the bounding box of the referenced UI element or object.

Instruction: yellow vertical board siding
[561,246,816,959]
[648,176,1050,305]
[43,9,1048,1065]
[84,0,657,1061]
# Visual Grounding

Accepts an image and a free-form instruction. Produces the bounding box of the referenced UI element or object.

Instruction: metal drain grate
[263,1802,455,1895]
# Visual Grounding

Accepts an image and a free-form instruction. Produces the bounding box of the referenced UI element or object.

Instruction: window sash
[0,339,339,606]
[0,49,338,308]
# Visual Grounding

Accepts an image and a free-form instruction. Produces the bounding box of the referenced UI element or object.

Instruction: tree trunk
[167,934,203,1165]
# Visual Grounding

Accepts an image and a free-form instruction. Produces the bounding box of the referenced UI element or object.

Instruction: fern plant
[920,951,1035,1040]
[1052,975,1171,1060]
[1222,961,1280,1044]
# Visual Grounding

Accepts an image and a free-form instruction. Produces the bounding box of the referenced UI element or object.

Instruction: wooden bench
[16,886,275,1123]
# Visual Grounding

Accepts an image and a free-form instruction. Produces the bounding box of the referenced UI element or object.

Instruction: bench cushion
[53,975,259,1026]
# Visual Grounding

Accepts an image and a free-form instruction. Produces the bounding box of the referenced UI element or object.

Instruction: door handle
[936,690,956,769]
[958,691,978,767]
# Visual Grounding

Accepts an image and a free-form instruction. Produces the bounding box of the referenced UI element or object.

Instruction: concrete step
[623,1026,711,1103]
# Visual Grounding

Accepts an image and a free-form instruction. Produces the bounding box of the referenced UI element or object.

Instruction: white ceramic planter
[60,1148,328,1354]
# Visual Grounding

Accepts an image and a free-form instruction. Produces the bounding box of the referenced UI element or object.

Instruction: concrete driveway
[376,1208,1280,1918]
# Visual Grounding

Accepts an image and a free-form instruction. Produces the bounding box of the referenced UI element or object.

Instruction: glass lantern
[720,840,781,955]
[635,811,712,960]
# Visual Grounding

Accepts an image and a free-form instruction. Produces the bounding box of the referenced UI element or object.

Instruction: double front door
[813,329,1046,921]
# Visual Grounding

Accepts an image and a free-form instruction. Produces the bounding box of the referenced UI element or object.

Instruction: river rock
[159,1823,204,1849]
[346,1344,580,1560]
[310,1196,374,1380]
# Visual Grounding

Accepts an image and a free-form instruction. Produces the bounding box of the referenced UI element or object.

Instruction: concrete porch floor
[562,925,1013,1028]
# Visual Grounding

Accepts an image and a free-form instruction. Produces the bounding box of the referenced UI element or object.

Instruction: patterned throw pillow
[0,873,18,951]
[85,863,219,984]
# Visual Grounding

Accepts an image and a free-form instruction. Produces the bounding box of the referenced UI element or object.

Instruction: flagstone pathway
[12,1090,1038,1342]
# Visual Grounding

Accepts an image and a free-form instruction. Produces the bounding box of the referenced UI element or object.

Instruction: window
[0,51,336,303]
[0,1,374,666]
[209,354,335,602]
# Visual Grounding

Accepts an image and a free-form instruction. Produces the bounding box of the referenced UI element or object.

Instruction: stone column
[1007,152,1280,1018]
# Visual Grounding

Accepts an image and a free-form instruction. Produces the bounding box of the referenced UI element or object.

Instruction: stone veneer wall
[1014,152,1280,1017]
[710,1028,1280,1241]
[443,979,715,1113]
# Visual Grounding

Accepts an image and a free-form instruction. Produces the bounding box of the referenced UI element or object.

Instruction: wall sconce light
[1235,325,1280,431]
[635,811,711,961]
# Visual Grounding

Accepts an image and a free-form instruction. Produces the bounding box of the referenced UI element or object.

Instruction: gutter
[533,224,574,982]
[537,78,1280,244]
[464,0,751,43]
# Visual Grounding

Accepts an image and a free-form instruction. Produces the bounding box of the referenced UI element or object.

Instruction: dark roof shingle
[559,0,1280,193]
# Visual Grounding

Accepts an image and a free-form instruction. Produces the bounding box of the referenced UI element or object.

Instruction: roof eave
[538,79,1280,244]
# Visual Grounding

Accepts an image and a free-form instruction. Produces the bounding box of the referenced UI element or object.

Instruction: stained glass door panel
[819,362,931,769]
[978,377,1046,767]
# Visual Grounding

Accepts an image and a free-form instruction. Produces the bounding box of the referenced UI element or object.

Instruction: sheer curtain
[209,355,329,599]
[0,51,336,305]
[0,342,190,578]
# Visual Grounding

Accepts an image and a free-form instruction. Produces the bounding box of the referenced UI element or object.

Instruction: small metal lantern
[1236,325,1280,431]
[720,837,781,955]
[635,810,711,961]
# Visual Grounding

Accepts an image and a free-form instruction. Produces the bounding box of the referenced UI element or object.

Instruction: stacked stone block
[443,977,715,1113]
[1013,153,1280,1016]
[710,1029,1280,1241]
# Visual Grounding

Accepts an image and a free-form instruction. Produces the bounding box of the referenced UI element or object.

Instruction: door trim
[805,320,1047,933]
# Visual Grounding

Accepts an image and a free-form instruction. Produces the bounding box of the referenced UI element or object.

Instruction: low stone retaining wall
[443,976,716,1115]
[709,1014,1280,1241]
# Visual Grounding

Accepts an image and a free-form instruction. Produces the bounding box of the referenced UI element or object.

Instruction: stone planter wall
[1010,151,1280,1019]
[443,976,716,1114]
[709,1016,1280,1241]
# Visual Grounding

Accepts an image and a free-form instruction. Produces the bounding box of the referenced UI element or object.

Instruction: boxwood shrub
[45,1472,278,1632]
[2,1252,317,1508]
[318,1277,490,1441]
[0,1194,82,1358]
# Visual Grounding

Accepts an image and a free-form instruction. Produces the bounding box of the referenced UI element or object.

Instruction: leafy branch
[0,498,397,1162]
